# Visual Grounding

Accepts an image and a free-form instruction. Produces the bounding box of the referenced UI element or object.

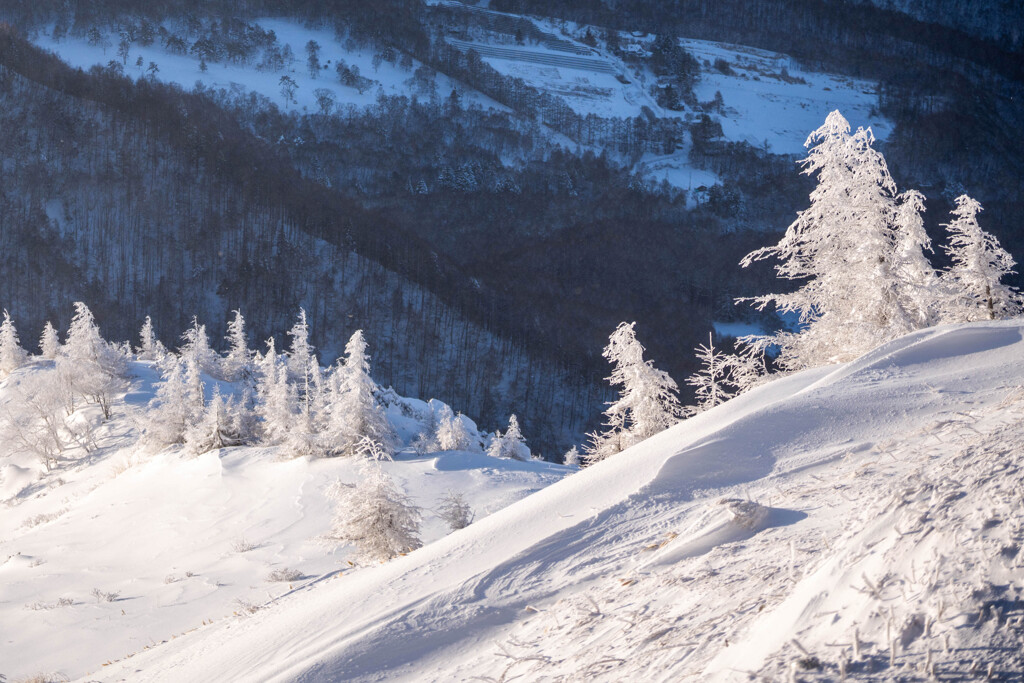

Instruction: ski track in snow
[68,320,1024,681]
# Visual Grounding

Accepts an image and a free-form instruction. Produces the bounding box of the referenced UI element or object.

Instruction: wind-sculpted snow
[88,320,1024,681]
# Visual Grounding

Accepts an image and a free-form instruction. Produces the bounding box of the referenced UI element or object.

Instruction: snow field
[93,320,1024,681]
[0,361,570,681]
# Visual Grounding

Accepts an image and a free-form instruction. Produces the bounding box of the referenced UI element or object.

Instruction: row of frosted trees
[577,110,1021,467]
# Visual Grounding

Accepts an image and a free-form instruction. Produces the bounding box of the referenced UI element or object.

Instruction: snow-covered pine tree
[938,195,1021,322]
[136,316,166,361]
[144,355,202,447]
[687,333,735,413]
[322,330,397,457]
[486,414,530,460]
[739,111,930,369]
[179,317,220,379]
[221,310,252,382]
[585,322,686,465]
[435,405,477,452]
[185,386,242,456]
[39,321,60,359]
[256,341,297,447]
[327,438,421,562]
[563,445,581,467]
[892,190,939,328]
[61,302,128,417]
[0,310,28,377]
[286,308,314,384]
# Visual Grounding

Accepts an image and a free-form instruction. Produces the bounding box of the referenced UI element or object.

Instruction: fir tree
[486,414,530,460]
[939,195,1021,322]
[322,331,396,457]
[585,322,685,465]
[136,316,165,361]
[0,310,27,377]
[39,321,60,359]
[221,310,252,382]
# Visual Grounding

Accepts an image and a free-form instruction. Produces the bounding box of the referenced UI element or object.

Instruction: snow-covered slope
[88,320,1024,681]
[0,365,569,682]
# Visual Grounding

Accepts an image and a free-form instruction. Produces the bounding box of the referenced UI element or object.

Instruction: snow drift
[86,320,1024,681]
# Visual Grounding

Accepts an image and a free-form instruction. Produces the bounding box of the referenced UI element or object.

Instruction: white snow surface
[75,320,1024,681]
[0,366,568,681]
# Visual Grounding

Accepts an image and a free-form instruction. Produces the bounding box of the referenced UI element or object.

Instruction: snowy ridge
[91,320,1024,680]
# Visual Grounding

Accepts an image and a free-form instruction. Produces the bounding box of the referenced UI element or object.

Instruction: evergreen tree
[585,322,685,465]
[144,356,201,447]
[255,339,296,446]
[486,414,530,460]
[136,315,165,361]
[437,490,474,531]
[221,310,252,382]
[739,111,931,369]
[185,386,242,456]
[939,195,1021,322]
[563,445,581,467]
[435,405,477,452]
[322,331,397,457]
[179,317,219,378]
[0,310,27,377]
[39,321,60,360]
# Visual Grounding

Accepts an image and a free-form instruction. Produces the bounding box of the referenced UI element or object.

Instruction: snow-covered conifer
[435,405,477,452]
[892,190,938,327]
[739,111,931,369]
[322,330,397,457]
[939,195,1021,322]
[179,317,220,378]
[585,322,685,465]
[687,333,735,412]
[0,310,28,377]
[437,490,474,531]
[39,321,60,359]
[221,310,252,381]
[327,438,421,562]
[136,316,166,361]
[144,356,202,447]
[185,386,242,456]
[64,302,125,375]
[256,349,297,446]
[563,445,581,467]
[486,414,530,460]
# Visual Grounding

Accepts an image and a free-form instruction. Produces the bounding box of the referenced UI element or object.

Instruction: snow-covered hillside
[0,359,570,681]
[77,320,1024,681]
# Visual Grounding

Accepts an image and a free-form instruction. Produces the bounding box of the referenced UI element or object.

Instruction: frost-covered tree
[327,438,421,562]
[221,310,252,382]
[892,190,939,327]
[136,316,166,361]
[286,309,320,422]
[563,445,581,467]
[180,317,219,378]
[255,339,296,446]
[437,490,474,531]
[585,322,685,465]
[144,356,202,447]
[938,195,1021,322]
[39,321,60,359]
[322,330,396,457]
[435,405,478,452]
[61,302,128,417]
[0,310,27,377]
[687,334,735,412]
[739,111,932,369]
[185,386,242,456]
[487,414,530,460]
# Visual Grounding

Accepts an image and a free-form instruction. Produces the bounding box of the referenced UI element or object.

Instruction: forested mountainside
[0,0,1020,451]
[0,31,598,452]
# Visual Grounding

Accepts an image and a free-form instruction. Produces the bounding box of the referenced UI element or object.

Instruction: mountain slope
[95,320,1024,681]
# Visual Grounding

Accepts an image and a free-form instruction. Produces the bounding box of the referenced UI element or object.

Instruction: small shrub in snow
[437,490,474,531]
[91,588,120,603]
[232,537,258,553]
[266,567,303,582]
[327,438,421,562]
[22,509,67,528]
[435,405,478,452]
[563,446,581,467]
[25,597,74,610]
[234,598,261,615]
